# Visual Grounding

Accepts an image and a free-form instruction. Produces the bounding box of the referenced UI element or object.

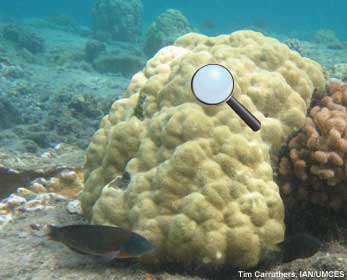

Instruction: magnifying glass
[191,64,261,132]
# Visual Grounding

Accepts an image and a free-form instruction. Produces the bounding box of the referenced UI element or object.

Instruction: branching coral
[279,80,347,210]
[285,39,304,55]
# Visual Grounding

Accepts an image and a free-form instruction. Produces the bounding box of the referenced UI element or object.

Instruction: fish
[261,233,322,267]
[252,18,267,30]
[278,233,322,263]
[46,224,154,259]
[202,19,216,29]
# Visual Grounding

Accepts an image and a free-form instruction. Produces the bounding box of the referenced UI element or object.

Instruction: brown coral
[279,80,347,210]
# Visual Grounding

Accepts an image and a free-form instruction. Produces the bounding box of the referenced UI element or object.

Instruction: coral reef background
[0,0,347,279]
[1,0,347,37]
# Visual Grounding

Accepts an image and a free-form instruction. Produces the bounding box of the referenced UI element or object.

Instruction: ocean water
[0,0,347,37]
[0,1,346,280]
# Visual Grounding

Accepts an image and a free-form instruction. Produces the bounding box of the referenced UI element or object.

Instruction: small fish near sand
[261,233,322,267]
[278,233,322,263]
[41,224,154,259]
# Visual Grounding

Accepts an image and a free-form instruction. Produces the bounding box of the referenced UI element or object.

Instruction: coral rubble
[84,39,106,62]
[92,52,145,77]
[0,168,83,228]
[0,95,21,129]
[2,24,45,54]
[0,144,84,198]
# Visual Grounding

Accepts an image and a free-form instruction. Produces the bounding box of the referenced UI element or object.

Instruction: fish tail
[47,224,61,241]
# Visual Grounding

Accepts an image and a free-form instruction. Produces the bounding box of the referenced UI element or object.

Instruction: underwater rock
[0,174,81,228]
[0,96,21,129]
[45,93,107,148]
[9,125,52,151]
[80,31,325,269]
[332,63,347,82]
[84,39,106,62]
[143,9,193,57]
[26,130,51,148]
[49,48,82,67]
[68,94,105,119]
[0,144,84,198]
[312,29,342,49]
[66,199,82,214]
[2,24,45,54]
[93,52,145,77]
[46,15,88,35]
[0,63,25,79]
[0,129,41,153]
[11,124,54,150]
[327,42,346,50]
[0,85,119,153]
[92,0,144,42]
[279,80,347,210]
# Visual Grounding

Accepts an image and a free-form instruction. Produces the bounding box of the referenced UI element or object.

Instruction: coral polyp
[279,80,347,210]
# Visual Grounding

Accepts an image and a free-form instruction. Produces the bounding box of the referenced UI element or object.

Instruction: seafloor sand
[0,197,211,280]
[0,197,346,280]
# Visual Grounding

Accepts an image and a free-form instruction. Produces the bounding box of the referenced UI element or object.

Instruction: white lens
[191,64,234,105]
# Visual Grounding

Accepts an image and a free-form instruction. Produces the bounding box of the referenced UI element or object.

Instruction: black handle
[226,97,261,131]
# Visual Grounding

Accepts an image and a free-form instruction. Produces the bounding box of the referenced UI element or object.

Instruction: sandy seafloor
[0,17,347,280]
[0,198,346,280]
[0,199,211,280]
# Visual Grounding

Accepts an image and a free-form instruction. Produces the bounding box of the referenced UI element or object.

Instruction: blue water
[0,0,346,39]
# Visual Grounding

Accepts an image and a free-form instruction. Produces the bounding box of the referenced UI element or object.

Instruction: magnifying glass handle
[227,97,261,131]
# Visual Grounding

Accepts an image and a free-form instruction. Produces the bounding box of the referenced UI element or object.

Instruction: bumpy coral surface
[80,31,325,269]
[279,80,347,210]
[144,9,193,56]
[92,0,143,42]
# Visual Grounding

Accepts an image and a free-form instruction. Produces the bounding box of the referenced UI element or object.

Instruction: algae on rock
[2,24,45,54]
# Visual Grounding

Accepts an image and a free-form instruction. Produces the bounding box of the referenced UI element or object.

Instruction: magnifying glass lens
[191,64,261,131]
[191,64,234,105]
